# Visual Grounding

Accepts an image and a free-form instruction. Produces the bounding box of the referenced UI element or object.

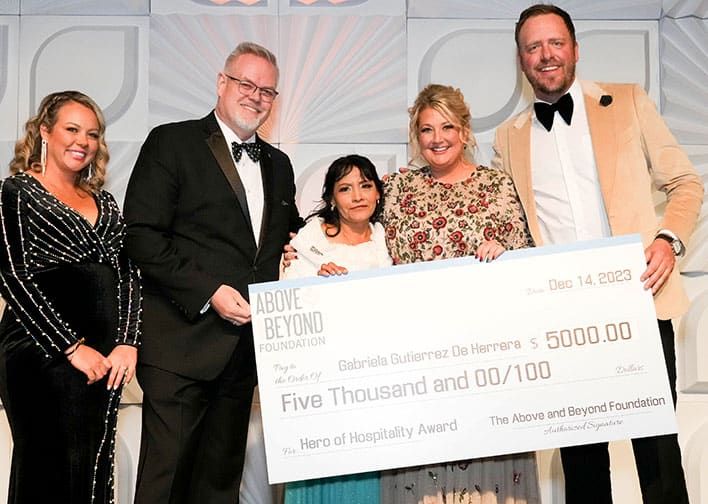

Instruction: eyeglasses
[223,73,279,103]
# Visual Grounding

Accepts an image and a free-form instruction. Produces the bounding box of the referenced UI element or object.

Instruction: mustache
[535,59,563,70]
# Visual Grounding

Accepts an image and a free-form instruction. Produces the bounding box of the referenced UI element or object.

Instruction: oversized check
[249,235,677,483]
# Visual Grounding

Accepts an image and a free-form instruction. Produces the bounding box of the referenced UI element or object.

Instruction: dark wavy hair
[515,4,577,48]
[307,154,384,238]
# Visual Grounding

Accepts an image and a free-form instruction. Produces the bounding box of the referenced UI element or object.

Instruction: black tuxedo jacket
[124,112,303,380]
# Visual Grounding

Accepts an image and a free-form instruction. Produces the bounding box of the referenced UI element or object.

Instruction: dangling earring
[40,139,47,175]
[85,163,94,181]
[330,202,336,213]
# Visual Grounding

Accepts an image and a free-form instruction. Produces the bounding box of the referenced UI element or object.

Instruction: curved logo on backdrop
[0,26,7,105]
[29,26,139,125]
[578,30,651,92]
[419,28,652,132]
[419,29,524,133]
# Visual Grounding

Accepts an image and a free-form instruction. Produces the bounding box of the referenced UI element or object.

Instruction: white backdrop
[0,1,706,503]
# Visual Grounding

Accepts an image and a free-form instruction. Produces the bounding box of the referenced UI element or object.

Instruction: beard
[526,62,576,101]
[233,111,266,135]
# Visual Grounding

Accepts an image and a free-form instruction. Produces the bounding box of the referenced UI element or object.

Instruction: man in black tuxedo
[124,42,303,504]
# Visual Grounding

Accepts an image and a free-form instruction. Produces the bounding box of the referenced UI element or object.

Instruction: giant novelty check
[249,235,678,483]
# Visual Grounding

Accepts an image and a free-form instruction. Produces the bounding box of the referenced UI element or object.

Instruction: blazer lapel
[582,80,617,217]
[203,116,254,235]
[255,134,273,254]
[510,109,544,245]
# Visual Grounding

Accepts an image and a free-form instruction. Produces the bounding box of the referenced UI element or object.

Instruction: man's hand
[211,284,251,325]
[641,238,676,294]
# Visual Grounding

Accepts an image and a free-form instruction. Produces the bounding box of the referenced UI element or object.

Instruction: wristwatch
[656,233,685,257]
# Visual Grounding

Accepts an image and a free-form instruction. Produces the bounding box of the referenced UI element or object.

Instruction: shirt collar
[532,79,583,128]
[214,112,256,146]
[533,78,581,105]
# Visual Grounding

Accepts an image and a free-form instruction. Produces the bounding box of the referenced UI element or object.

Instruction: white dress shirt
[530,79,611,245]
[215,114,265,244]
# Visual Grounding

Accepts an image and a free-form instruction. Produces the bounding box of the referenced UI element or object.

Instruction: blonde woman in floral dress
[379,84,540,504]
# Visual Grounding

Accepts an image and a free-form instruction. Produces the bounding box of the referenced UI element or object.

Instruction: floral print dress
[383,166,532,263]
[380,166,540,504]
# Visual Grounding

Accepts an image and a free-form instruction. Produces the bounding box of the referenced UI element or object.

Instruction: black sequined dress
[0,173,141,504]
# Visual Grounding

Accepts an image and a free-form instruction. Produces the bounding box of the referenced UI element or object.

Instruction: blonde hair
[10,91,109,193]
[408,84,477,166]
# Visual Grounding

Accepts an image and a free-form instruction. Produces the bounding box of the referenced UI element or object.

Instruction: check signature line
[510,411,648,431]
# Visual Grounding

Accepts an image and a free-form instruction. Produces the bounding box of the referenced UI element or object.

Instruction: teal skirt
[284,471,380,504]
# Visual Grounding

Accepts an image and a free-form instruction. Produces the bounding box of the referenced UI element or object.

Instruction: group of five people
[0,4,702,504]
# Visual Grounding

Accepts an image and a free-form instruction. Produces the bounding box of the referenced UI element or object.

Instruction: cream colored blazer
[492,80,704,319]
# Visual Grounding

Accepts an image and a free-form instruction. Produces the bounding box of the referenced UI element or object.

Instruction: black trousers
[560,319,688,504]
[134,333,256,504]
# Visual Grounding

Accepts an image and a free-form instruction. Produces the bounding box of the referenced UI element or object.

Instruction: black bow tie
[534,93,574,132]
[231,141,261,163]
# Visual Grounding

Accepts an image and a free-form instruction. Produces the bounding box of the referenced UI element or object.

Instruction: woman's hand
[106,344,138,390]
[67,344,112,385]
[475,240,506,262]
[318,262,348,277]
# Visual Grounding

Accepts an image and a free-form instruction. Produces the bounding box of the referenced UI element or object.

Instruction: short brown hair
[515,4,576,48]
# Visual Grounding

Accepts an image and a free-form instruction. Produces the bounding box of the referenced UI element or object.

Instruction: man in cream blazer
[492,4,703,504]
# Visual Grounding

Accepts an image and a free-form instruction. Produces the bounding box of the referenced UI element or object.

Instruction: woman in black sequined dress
[0,91,142,504]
